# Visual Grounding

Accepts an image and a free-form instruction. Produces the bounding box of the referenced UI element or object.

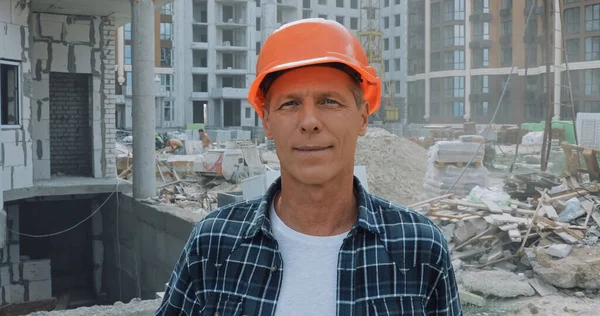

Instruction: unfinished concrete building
[0,0,192,311]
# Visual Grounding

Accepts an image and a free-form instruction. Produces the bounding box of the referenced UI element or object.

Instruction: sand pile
[355,127,428,206]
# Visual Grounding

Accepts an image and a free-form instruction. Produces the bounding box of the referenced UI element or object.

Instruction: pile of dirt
[355,127,428,206]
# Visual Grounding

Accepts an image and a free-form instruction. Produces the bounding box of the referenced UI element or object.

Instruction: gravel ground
[28,298,161,316]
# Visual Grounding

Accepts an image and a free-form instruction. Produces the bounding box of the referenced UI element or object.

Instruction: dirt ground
[462,292,600,316]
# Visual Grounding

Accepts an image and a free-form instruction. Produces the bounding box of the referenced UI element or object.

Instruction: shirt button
[271,265,278,272]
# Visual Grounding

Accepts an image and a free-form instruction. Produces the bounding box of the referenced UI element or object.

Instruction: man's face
[262,66,368,185]
[199,131,204,137]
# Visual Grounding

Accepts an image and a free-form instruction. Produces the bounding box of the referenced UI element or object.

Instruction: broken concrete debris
[413,166,600,303]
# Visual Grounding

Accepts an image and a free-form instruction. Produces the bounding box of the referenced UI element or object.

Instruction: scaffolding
[357,0,399,122]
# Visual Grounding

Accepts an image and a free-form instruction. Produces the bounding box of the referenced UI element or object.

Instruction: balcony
[191,92,210,99]
[469,39,492,49]
[216,18,247,29]
[214,66,247,75]
[469,12,492,23]
[523,34,536,44]
[191,67,209,74]
[210,87,248,99]
[215,41,247,51]
[500,8,511,18]
[277,0,296,10]
[524,4,544,16]
[469,93,489,103]
[500,35,512,46]
[191,42,209,50]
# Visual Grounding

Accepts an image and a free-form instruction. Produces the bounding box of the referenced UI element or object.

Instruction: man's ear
[262,109,274,140]
[358,100,369,137]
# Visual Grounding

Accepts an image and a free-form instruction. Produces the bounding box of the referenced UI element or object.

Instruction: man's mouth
[293,145,333,152]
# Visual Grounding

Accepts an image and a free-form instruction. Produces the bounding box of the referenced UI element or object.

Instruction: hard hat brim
[249,55,382,119]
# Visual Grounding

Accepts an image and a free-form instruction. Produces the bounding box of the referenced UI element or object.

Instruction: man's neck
[275,171,358,236]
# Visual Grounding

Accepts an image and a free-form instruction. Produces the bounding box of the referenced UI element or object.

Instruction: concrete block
[32,42,49,62]
[0,2,11,23]
[7,244,19,264]
[6,205,19,243]
[65,23,91,43]
[50,43,69,72]
[10,0,29,26]
[0,265,10,286]
[33,159,51,181]
[12,165,33,189]
[74,45,92,73]
[3,23,23,61]
[38,13,67,23]
[2,284,11,305]
[545,244,572,258]
[11,262,20,283]
[3,143,26,167]
[10,284,24,303]
[38,20,63,40]
[27,279,52,302]
[93,77,101,93]
[31,118,50,141]
[22,259,51,281]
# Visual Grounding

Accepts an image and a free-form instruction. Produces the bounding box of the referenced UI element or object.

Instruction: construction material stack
[424,136,489,198]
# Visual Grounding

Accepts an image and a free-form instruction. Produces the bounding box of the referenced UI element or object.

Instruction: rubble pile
[411,174,600,304]
[423,138,489,198]
[355,127,429,205]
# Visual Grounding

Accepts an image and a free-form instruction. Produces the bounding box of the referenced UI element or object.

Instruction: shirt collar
[244,176,385,239]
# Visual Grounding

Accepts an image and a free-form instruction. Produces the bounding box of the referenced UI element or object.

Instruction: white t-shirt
[270,203,349,316]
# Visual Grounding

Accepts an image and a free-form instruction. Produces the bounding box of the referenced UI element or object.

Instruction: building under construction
[406,0,599,126]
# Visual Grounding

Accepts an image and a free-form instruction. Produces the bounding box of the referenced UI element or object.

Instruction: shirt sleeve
[425,241,463,316]
[155,227,204,316]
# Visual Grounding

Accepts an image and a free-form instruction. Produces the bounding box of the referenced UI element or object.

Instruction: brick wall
[49,73,92,176]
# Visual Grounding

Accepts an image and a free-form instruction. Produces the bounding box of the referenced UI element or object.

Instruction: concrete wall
[101,193,202,302]
[29,12,117,180]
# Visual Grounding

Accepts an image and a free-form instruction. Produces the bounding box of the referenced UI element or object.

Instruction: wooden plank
[542,204,559,220]
[583,148,600,182]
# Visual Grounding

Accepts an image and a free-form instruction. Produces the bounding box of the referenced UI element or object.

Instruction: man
[156,19,461,315]
[165,138,184,155]
[198,128,211,150]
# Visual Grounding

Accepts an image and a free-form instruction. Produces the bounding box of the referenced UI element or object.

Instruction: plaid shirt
[156,177,462,316]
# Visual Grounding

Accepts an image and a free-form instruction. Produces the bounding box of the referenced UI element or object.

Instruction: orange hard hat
[248,18,382,119]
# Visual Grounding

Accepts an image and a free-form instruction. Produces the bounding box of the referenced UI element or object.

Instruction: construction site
[2,0,600,315]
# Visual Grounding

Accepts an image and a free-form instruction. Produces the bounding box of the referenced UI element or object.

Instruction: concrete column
[131,0,156,199]
[463,0,472,122]
[424,0,431,121]
[553,0,562,121]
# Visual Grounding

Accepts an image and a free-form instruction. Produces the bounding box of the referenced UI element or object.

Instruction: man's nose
[298,101,322,133]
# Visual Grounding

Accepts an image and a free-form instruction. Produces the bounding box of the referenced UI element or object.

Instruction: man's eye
[279,101,297,108]
[323,99,340,105]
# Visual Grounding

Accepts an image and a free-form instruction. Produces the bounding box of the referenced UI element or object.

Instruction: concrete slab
[50,43,69,72]
[0,2,11,23]
[10,0,29,26]
[12,165,34,189]
[65,23,92,43]
[3,177,131,202]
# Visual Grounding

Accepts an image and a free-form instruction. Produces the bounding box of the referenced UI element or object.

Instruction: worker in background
[198,128,211,150]
[165,138,184,155]
[156,19,461,316]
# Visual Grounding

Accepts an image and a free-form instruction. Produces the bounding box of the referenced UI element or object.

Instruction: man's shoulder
[188,198,263,255]
[196,198,262,234]
[368,194,449,266]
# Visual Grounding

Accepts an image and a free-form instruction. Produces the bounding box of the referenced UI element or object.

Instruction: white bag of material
[521,131,544,145]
